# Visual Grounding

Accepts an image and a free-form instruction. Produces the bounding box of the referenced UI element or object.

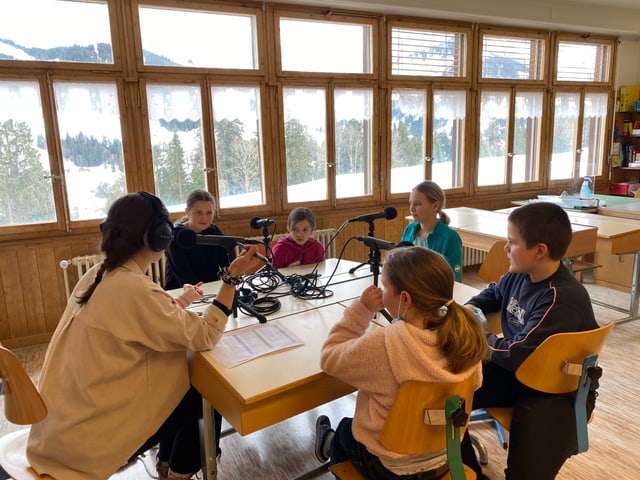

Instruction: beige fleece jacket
[27,259,228,480]
[320,301,482,462]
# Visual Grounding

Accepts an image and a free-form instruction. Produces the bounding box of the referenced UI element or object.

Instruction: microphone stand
[367,244,394,323]
[349,220,376,274]
[223,245,268,324]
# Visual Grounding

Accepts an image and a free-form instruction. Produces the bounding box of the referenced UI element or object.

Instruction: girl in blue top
[401,181,463,281]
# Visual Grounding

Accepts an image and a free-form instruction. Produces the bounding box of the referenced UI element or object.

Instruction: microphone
[176,230,270,264]
[348,207,397,223]
[250,217,275,229]
[354,236,413,251]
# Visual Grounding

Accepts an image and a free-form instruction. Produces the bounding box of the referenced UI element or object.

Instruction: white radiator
[59,254,105,298]
[60,253,165,298]
[462,246,487,267]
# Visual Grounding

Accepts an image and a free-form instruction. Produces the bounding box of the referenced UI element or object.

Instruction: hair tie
[437,299,454,317]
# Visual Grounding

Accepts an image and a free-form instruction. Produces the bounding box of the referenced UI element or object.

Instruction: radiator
[59,254,105,298]
[60,253,165,298]
[462,246,488,267]
[237,228,337,259]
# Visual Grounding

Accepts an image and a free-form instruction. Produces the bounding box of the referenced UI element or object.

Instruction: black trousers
[461,362,580,480]
[130,386,223,475]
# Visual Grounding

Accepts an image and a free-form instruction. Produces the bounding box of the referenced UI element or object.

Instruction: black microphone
[175,229,246,249]
[354,236,413,251]
[348,207,397,223]
[250,217,275,229]
[176,230,270,264]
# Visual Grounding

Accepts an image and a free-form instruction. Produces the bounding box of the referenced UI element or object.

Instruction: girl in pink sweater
[271,207,325,268]
[315,246,488,479]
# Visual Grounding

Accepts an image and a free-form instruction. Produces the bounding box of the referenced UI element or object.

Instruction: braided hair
[77,193,160,304]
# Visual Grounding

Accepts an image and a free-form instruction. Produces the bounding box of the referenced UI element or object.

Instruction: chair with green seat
[329,374,478,480]
[470,321,614,469]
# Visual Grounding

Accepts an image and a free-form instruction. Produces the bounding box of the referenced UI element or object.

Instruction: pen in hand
[237,243,271,265]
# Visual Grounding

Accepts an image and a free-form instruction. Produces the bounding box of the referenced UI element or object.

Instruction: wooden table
[184,260,481,479]
[445,207,598,260]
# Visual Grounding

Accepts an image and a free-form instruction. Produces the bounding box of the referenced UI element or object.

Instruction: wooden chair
[474,322,614,466]
[329,375,478,480]
[0,344,49,479]
[478,241,510,284]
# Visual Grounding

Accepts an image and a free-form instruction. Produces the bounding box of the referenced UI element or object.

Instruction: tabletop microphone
[354,236,413,251]
[348,207,397,223]
[250,217,275,229]
[175,229,260,250]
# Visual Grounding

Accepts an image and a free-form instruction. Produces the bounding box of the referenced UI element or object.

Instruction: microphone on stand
[353,236,413,251]
[250,217,275,229]
[348,207,397,223]
[175,230,270,264]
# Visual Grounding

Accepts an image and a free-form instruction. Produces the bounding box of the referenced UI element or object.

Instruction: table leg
[615,252,640,324]
[201,398,217,480]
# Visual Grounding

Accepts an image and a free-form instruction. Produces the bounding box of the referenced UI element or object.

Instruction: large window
[0,1,616,231]
[389,89,466,193]
[550,91,609,180]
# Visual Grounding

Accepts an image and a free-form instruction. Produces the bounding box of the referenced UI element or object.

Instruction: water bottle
[580,177,592,199]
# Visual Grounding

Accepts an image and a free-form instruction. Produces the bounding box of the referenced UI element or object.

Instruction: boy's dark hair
[508,202,572,260]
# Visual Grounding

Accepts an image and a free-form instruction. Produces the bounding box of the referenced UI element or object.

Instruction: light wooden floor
[2,267,639,480]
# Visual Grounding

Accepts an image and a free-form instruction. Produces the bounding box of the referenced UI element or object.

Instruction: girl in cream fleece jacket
[318,246,487,479]
[27,192,263,480]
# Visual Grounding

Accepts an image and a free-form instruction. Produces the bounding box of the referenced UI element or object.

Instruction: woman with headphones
[27,192,264,480]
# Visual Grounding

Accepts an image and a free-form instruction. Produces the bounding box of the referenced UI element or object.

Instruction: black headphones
[138,191,173,252]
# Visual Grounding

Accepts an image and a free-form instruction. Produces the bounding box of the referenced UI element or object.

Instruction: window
[279,17,373,74]
[556,40,611,83]
[390,26,467,77]
[138,5,258,69]
[147,84,205,211]
[0,80,55,226]
[212,86,266,208]
[390,89,466,193]
[283,88,327,203]
[334,88,373,199]
[54,81,126,219]
[477,90,542,188]
[1,0,113,64]
[550,91,608,180]
[480,32,545,81]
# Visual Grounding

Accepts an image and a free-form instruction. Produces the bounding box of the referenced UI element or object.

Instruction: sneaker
[314,415,334,463]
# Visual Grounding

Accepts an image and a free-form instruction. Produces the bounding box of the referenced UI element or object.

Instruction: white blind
[391,28,465,77]
[482,34,545,80]
[556,41,610,83]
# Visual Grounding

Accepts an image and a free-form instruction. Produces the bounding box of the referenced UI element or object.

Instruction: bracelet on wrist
[219,266,244,286]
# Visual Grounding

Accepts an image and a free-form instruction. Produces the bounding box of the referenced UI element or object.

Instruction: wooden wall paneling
[0,251,29,341]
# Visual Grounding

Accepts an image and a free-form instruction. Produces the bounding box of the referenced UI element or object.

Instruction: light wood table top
[446,207,597,259]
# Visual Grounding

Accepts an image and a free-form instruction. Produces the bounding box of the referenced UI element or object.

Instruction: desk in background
[187,259,482,479]
[445,207,598,261]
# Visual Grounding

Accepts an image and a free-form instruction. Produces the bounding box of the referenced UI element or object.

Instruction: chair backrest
[478,241,510,284]
[0,346,47,425]
[380,375,475,455]
[146,254,166,286]
[516,322,615,394]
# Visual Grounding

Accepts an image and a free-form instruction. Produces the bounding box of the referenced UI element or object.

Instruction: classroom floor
[2,266,639,479]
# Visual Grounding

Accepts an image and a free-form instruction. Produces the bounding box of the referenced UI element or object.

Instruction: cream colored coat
[27,260,227,480]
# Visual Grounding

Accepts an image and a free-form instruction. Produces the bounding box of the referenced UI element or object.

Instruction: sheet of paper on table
[210,320,305,368]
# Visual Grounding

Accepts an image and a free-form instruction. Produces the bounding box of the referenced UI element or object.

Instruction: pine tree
[0,119,55,225]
